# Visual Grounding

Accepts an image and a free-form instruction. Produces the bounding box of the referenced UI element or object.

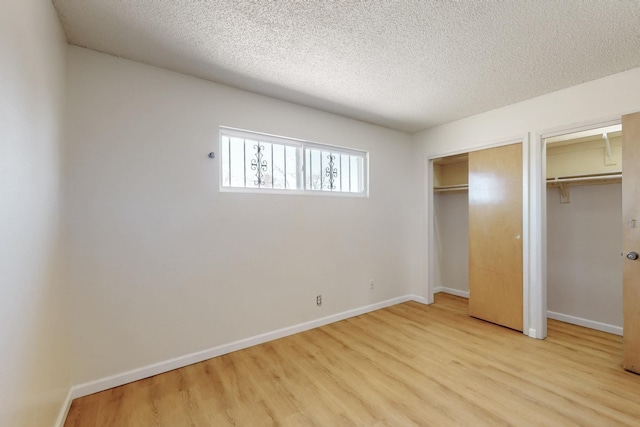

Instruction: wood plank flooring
[64,293,640,426]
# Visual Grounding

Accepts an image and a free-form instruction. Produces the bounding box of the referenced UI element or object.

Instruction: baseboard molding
[54,387,73,427]
[434,286,469,298]
[431,289,621,337]
[431,290,621,336]
[409,294,430,304]
[547,311,623,336]
[70,294,422,400]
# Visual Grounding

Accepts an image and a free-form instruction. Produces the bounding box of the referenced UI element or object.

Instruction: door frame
[425,134,531,336]
[534,116,622,339]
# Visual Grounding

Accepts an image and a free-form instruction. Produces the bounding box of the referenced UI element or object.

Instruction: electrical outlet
[369,280,374,291]
[316,294,322,306]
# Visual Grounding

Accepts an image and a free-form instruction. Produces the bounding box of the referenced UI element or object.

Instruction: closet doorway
[432,141,525,332]
[543,113,640,374]
[544,124,623,336]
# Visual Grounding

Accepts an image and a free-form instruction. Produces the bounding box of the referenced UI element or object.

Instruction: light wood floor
[64,293,640,426]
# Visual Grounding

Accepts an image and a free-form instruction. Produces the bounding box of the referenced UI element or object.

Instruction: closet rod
[547,173,622,184]
[433,184,468,193]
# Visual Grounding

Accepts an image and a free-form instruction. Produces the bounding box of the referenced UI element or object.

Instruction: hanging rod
[547,173,622,184]
[433,184,468,193]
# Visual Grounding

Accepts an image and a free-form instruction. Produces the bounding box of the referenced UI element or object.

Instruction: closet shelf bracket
[603,132,616,166]
[547,172,622,204]
[558,183,571,204]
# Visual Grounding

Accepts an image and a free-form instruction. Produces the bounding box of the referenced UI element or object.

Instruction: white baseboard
[431,289,621,337]
[54,387,73,427]
[431,290,621,337]
[434,286,469,298]
[409,294,430,304]
[547,311,623,336]
[70,294,421,400]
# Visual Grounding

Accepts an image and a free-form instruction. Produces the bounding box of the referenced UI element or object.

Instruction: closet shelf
[433,184,468,193]
[546,172,622,188]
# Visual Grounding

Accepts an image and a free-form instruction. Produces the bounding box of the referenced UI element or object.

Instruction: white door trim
[534,116,622,339]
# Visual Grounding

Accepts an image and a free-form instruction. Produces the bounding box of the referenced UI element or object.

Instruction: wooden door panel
[468,143,523,331]
[622,112,640,373]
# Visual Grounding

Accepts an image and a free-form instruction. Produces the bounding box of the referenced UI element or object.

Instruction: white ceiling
[52,0,640,133]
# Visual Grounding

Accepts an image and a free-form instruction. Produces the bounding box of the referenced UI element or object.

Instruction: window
[220,128,367,195]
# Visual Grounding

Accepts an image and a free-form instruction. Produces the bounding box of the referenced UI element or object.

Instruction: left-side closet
[432,142,525,332]
[433,154,469,298]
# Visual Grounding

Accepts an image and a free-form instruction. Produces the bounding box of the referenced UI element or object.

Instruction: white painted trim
[434,286,469,298]
[425,134,526,161]
[538,116,621,140]
[218,186,367,198]
[70,295,420,400]
[522,133,531,337]
[220,126,367,156]
[535,116,624,341]
[547,311,623,336]
[410,294,430,304]
[528,131,546,340]
[54,388,73,427]
[540,132,548,339]
[425,154,434,304]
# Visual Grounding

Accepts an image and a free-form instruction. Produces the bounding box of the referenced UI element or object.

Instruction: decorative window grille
[304,148,363,192]
[220,128,367,195]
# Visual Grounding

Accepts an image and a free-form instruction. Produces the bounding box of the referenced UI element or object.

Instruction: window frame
[219,127,368,197]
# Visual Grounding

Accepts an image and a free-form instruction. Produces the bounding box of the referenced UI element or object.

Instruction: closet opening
[545,124,623,335]
[432,153,469,299]
[431,140,526,332]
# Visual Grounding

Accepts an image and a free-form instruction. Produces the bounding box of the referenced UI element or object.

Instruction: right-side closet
[546,125,623,335]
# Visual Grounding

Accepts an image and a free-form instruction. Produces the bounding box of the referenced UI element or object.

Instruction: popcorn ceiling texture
[52,0,640,133]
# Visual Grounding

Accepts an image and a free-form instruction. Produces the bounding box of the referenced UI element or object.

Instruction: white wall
[65,46,416,385]
[547,184,622,328]
[0,1,71,426]
[412,67,640,155]
[412,66,640,337]
[434,193,469,294]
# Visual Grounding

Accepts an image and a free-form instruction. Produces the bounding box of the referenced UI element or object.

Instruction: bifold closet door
[622,112,640,374]
[468,143,523,331]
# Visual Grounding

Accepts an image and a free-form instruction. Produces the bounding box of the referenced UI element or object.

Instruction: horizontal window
[220,128,367,195]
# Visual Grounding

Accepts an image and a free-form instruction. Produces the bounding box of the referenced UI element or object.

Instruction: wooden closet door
[622,112,640,373]
[468,143,523,331]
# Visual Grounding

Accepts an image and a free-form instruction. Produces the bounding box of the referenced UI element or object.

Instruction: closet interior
[434,142,523,331]
[433,153,469,299]
[546,125,623,334]
[432,126,622,334]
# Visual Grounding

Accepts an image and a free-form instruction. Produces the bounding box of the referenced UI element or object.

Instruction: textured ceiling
[52,0,640,133]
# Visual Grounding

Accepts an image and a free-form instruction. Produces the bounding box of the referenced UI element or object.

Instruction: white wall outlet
[369,280,374,291]
[316,294,322,306]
